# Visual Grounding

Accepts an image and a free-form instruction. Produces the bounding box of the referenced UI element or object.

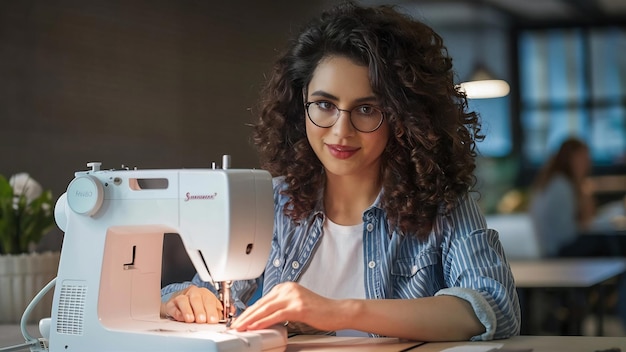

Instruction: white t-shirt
[298,217,367,336]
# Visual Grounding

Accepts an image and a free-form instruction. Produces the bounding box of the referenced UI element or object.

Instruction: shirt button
[368,261,376,269]
[273,259,281,267]
[411,265,418,275]
[366,223,374,232]
[291,261,300,269]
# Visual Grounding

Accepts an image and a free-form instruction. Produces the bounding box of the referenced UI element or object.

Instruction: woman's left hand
[229,281,346,332]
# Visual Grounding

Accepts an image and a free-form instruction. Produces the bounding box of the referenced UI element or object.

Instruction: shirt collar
[311,186,385,218]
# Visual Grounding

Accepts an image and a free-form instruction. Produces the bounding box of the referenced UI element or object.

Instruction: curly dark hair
[252,1,483,239]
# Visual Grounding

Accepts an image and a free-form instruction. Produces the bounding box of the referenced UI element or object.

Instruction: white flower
[10,173,43,204]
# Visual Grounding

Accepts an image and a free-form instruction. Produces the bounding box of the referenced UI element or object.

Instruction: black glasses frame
[304,101,385,133]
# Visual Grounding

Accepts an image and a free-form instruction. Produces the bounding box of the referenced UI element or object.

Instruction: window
[471,97,512,158]
[518,26,626,169]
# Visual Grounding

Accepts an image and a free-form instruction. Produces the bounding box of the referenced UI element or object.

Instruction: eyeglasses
[305,101,385,133]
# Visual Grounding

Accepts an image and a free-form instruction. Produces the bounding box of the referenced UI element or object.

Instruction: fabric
[529,174,577,257]
[161,176,521,341]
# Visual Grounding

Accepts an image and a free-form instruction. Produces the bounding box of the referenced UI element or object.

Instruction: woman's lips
[327,144,359,159]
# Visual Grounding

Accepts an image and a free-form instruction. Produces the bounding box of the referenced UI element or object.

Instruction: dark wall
[0,0,325,249]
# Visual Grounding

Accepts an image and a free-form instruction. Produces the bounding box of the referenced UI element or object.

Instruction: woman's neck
[323,173,381,226]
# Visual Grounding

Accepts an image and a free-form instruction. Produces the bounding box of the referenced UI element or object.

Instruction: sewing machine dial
[66,175,104,216]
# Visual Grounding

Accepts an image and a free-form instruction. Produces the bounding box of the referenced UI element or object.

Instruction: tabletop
[415,335,626,352]
[2,326,625,352]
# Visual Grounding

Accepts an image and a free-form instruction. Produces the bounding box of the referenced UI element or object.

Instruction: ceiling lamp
[458,2,511,100]
[459,64,510,99]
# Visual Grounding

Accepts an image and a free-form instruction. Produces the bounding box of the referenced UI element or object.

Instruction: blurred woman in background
[529,137,596,257]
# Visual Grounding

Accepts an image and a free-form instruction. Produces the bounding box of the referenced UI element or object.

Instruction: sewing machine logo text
[184,192,218,201]
[75,190,93,197]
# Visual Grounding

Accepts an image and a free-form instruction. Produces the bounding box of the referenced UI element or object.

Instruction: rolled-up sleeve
[439,196,520,340]
[443,225,521,340]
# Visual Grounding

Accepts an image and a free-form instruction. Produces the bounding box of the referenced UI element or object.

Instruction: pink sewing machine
[43,156,285,351]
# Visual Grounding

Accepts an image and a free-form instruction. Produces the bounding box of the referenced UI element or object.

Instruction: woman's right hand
[160,285,223,323]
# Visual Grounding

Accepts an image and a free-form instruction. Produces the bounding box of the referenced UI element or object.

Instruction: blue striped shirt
[162,177,521,341]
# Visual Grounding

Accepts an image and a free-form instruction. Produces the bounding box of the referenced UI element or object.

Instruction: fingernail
[185,314,194,322]
[198,314,206,323]
[209,315,217,323]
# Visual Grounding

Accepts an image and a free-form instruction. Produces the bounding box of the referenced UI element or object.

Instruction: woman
[529,138,596,257]
[162,2,520,341]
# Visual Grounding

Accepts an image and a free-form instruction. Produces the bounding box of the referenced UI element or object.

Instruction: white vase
[0,251,60,324]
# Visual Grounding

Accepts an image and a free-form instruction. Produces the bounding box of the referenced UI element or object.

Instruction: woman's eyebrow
[309,90,338,100]
[309,90,378,103]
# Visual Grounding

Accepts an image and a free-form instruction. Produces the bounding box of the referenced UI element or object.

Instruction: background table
[511,258,626,288]
[510,258,626,335]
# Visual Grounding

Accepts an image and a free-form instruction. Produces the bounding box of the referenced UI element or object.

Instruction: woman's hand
[229,282,346,332]
[229,282,485,341]
[161,285,223,323]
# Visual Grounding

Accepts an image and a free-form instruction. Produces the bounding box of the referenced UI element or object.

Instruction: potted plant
[0,173,59,324]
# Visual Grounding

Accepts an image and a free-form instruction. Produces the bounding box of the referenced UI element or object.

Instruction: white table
[287,335,626,352]
[510,258,626,335]
[3,327,625,352]
[415,335,626,352]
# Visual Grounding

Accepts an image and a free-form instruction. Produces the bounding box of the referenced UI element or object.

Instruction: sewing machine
[45,157,286,352]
